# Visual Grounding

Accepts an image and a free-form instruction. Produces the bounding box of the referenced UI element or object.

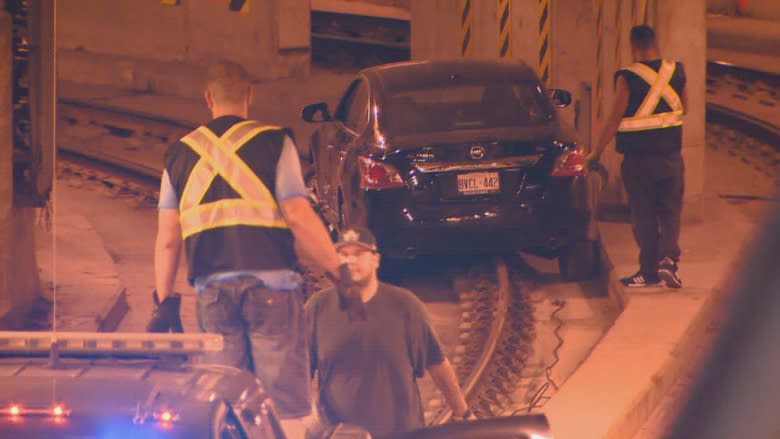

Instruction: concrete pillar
[411,0,462,60]
[654,0,707,212]
[590,0,706,212]
[549,0,596,144]
[0,6,44,328]
[507,0,542,69]
[0,8,14,321]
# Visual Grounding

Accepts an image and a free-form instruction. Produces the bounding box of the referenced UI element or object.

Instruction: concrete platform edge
[545,197,749,439]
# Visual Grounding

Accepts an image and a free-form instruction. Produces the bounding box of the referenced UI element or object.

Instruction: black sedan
[302,59,599,280]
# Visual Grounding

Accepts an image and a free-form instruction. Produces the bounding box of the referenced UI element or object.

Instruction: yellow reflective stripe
[618,110,683,132]
[626,60,683,115]
[180,199,288,239]
[180,125,279,210]
[181,123,270,210]
[176,122,288,239]
[180,128,278,208]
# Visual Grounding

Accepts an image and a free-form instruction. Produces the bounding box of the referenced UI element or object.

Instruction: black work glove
[326,264,366,322]
[146,290,184,333]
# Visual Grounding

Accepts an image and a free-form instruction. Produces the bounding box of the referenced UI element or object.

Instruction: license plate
[456,172,500,195]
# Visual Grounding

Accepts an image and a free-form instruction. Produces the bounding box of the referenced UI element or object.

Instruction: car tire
[558,239,599,281]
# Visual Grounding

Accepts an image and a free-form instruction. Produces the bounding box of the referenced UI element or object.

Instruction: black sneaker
[659,257,683,288]
[620,272,662,287]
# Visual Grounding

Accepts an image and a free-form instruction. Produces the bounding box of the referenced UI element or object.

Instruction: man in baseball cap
[335,227,378,253]
[305,226,472,436]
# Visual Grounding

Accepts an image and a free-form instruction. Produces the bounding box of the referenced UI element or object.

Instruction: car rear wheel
[558,239,599,281]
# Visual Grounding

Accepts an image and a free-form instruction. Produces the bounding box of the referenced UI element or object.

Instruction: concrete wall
[411,0,461,59]
[412,0,707,211]
[57,0,310,98]
[0,9,43,328]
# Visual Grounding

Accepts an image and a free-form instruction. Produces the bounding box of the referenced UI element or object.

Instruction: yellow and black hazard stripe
[537,0,551,84]
[614,0,623,69]
[595,0,604,119]
[228,0,250,14]
[460,0,473,57]
[498,0,511,58]
[163,0,250,14]
[633,0,649,24]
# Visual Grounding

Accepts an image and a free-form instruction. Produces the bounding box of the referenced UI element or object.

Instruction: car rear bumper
[364,177,594,258]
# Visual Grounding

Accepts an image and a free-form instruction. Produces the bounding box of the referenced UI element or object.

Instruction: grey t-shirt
[305,282,445,437]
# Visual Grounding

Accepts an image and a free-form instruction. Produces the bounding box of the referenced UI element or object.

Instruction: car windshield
[381,81,553,136]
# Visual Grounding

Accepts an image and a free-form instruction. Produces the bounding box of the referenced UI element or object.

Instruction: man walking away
[587,24,687,289]
[147,60,354,438]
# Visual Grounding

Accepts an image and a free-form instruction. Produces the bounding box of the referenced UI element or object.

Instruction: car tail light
[551,148,586,177]
[358,156,405,189]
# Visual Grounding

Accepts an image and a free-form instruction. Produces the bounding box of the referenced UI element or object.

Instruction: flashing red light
[160,410,173,422]
[8,405,20,416]
[52,405,65,417]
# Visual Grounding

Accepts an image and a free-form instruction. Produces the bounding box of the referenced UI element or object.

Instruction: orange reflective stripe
[177,122,288,239]
[180,199,288,238]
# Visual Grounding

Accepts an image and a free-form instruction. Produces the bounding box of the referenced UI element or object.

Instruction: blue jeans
[196,275,310,418]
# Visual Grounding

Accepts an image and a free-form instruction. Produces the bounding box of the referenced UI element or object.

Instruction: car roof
[360,59,541,97]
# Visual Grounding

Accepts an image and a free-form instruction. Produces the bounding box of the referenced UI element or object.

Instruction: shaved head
[206,60,250,105]
[630,24,657,51]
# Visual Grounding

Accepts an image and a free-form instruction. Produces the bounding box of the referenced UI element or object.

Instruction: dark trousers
[621,153,685,276]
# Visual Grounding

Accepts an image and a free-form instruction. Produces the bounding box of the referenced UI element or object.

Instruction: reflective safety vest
[178,120,289,240]
[618,59,684,133]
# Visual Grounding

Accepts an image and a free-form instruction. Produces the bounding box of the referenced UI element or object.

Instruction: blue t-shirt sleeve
[275,135,309,202]
[158,169,178,209]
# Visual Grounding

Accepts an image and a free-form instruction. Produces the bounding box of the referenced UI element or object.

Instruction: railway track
[55,100,547,424]
[51,59,780,424]
[706,62,780,183]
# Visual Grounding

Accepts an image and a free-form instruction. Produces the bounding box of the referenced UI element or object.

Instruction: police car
[0,331,553,438]
[0,331,293,438]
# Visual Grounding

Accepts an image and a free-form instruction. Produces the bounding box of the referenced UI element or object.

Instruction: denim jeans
[196,275,310,418]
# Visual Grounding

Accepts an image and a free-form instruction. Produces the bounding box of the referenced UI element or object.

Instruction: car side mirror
[302,102,332,122]
[547,88,572,108]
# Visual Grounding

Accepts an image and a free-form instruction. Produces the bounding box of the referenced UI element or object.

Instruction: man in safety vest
[146,60,353,437]
[586,24,687,289]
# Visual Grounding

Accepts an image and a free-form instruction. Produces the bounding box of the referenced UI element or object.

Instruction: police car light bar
[0,331,224,356]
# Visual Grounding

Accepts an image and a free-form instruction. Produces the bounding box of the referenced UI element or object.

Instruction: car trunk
[385,137,558,209]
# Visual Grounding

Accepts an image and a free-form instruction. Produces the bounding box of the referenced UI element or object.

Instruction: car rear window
[382,81,553,136]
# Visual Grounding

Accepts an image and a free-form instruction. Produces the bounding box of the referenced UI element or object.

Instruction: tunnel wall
[56,0,310,98]
[0,9,43,328]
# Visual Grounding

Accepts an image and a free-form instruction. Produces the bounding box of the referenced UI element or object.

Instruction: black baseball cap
[335,227,378,252]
